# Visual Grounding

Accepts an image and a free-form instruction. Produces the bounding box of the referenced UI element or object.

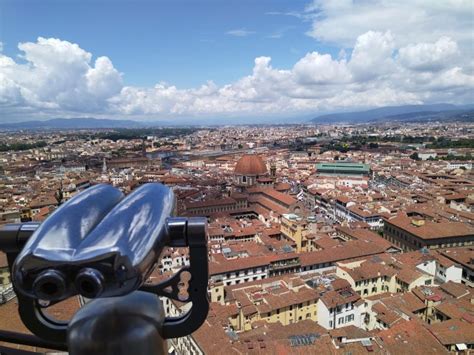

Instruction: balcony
[269,259,300,271]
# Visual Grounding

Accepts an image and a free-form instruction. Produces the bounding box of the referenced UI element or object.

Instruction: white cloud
[305,0,474,51]
[0,29,473,121]
[293,52,351,84]
[398,36,460,72]
[0,74,23,106]
[86,56,123,99]
[349,31,396,81]
[0,37,122,114]
[226,29,255,37]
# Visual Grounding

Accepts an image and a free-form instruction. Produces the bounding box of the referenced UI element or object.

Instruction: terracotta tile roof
[191,303,238,354]
[320,287,360,309]
[251,188,296,207]
[395,249,456,268]
[185,197,237,209]
[395,266,424,284]
[234,155,267,175]
[428,319,474,346]
[0,299,59,353]
[373,302,403,326]
[236,320,331,354]
[382,292,426,314]
[440,247,474,271]
[258,288,320,313]
[29,195,58,209]
[299,240,386,268]
[376,320,447,354]
[386,213,474,240]
[331,279,351,291]
[339,260,396,282]
[43,296,81,321]
[439,281,470,299]
[274,183,291,191]
[209,254,271,276]
[0,252,8,268]
[346,229,394,250]
[434,297,473,320]
[412,286,445,303]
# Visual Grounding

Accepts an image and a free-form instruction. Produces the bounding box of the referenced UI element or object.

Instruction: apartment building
[440,247,474,286]
[224,277,319,331]
[280,213,319,252]
[335,254,437,298]
[317,282,363,330]
[384,212,474,251]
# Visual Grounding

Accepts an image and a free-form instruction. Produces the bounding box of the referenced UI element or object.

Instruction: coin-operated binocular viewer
[0,183,209,354]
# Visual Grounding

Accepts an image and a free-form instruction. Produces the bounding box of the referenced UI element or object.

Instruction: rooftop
[234,154,267,176]
[316,162,370,172]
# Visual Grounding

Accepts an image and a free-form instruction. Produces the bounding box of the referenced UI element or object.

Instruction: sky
[0,0,473,123]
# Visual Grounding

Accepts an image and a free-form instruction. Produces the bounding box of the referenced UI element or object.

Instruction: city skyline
[0,120,472,353]
[0,0,473,122]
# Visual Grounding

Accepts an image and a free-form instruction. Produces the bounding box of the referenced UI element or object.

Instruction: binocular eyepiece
[30,264,105,300]
[75,268,104,299]
[13,183,178,302]
[31,268,104,300]
[32,269,68,301]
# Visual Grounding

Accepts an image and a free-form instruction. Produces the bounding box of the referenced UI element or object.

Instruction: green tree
[410,152,420,161]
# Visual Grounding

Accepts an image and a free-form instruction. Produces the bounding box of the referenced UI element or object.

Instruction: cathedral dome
[234,155,267,176]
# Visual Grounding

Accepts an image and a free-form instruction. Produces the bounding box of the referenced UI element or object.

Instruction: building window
[338,318,344,325]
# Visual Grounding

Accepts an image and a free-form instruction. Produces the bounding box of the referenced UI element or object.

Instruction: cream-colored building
[0,268,9,287]
[280,214,318,253]
[215,276,319,332]
[0,252,15,304]
[336,257,434,298]
[0,252,10,287]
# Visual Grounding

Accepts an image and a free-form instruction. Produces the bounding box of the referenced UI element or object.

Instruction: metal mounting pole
[67,291,167,355]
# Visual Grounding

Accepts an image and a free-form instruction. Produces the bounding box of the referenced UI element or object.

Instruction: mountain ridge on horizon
[310,103,474,124]
[0,103,472,130]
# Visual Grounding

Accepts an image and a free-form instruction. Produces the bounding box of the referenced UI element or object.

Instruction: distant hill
[0,117,151,130]
[1,103,472,130]
[0,116,305,129]
[379,109,474,123]
[310,104,474,124]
